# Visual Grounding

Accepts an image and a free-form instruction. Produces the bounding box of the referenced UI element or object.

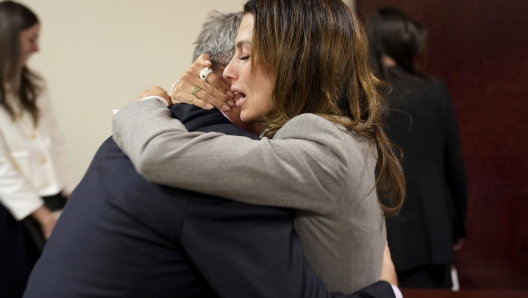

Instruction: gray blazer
[113,99,386,294]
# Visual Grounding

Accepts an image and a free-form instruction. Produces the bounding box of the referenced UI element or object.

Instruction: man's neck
[222,109,264,137]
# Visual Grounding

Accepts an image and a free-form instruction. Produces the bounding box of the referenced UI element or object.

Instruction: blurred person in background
[0,1,76,296]
[367,7,468,289]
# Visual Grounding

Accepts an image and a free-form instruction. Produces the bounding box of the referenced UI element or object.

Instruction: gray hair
[192,10,243,67]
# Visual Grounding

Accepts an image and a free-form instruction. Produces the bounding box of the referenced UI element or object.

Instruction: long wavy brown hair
[243,0,405,216]
[0,1,41,125]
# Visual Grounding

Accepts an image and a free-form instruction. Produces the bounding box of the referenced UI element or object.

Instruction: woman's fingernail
[206,104,214,110]
[227,100,236,108]
[227,90,235,98]
[205,60,212,65]
[222,104,231,111]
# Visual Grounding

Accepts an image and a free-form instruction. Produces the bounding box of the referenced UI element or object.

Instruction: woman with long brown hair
[0,1,76,296]
[113,0,404,293]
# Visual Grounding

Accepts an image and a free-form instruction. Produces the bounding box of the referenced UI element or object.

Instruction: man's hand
[380,242,398,285]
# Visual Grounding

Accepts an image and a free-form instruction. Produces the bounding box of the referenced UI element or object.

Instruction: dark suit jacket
[384,67,468,271]
[24,104,395,298]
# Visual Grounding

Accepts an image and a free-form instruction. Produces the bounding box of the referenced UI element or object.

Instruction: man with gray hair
[193,11,241,66]
[24,11,397,298]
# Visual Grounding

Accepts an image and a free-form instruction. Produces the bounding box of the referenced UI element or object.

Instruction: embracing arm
[113,98,347,213]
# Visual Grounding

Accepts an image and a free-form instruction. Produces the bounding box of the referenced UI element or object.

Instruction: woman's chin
[239,113,257,123]
[239,111,251,123]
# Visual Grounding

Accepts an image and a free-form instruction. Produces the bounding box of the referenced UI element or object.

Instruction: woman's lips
[234,92,246,107]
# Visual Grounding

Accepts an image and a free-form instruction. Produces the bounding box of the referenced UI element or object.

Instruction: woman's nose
[223,57,238,81]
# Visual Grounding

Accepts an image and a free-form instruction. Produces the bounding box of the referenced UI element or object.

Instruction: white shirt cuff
[391,284,403,298]
[169,80,179,101]
[113,96,169,115]
[10,198,44,221]
[141,96,170,107]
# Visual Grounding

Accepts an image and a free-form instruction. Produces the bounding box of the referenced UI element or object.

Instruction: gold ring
[191,86,201,98]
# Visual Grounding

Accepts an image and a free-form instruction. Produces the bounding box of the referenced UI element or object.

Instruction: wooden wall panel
[356,0,528,289]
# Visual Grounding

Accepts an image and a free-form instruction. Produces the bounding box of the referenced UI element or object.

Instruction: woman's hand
[40,215,57,239]
[31,205,58,240]
[171,53,235,112]
[141,86,171,104]
[453,238,465,251]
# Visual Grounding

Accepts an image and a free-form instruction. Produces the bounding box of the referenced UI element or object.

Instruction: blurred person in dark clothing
[367,7,468,289]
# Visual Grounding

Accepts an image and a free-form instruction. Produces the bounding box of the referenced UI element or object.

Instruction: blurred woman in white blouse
[0,1,76,296]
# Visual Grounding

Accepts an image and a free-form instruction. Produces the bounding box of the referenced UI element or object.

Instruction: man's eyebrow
[235,40,251,48]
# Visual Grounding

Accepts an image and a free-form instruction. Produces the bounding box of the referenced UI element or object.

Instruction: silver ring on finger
[199,67,213,81]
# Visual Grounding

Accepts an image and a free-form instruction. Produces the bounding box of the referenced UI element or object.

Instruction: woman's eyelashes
[239,55,250,60]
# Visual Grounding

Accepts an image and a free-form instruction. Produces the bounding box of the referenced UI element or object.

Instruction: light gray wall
[19,0,245,179]
[19,0,352,180]
[343,0,356,10]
